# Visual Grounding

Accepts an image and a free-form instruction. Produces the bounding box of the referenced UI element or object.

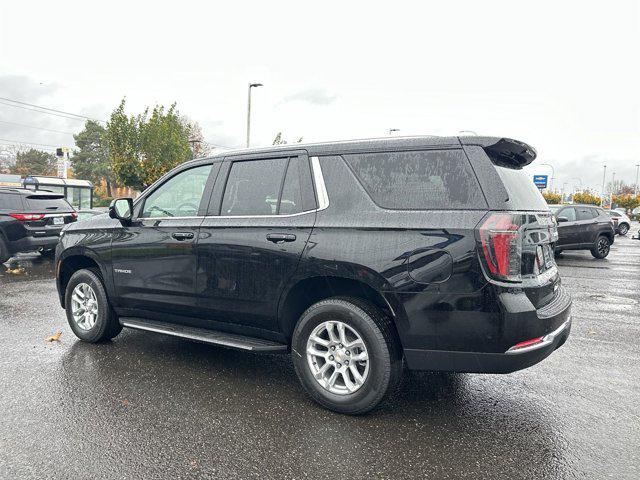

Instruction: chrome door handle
[172,231,195,241]
[266,233,296,243]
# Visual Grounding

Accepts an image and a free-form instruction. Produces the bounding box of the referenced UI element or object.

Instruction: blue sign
[533,174,548,188]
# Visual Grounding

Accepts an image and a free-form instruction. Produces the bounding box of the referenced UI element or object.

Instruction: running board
[119,317,287,352]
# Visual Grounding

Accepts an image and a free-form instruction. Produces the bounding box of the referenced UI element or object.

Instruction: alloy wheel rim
[71,283,99,331]
[598,238,609,255]
[306,320,370,395]
[619,225,628,235]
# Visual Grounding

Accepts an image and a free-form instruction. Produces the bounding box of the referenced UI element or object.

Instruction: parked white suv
[606,210,632,236]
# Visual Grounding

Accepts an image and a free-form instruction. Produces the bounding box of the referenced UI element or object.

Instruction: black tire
[291,296,402,415]
[618,223,629,236]
[40,248,55,258]
[591,235,611,259]
[0,236,10,264]
[64,268,122,342]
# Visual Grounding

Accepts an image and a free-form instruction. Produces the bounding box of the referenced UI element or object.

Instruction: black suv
[549,204,615,258]
[0,188,77,263]
[55,136,571,414]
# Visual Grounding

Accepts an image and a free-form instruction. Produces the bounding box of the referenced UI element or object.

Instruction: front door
[195,153,317,332]
[556,206,578,247]
[111,163,218,317]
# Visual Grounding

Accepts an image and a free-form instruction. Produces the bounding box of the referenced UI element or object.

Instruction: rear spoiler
[459,137,537,168]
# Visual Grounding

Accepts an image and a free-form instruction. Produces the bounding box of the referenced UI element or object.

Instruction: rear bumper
[404,285,572,373]
[404,318,571,373]
[8,235,60,253]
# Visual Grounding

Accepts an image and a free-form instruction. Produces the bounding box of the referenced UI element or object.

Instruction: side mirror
[557,216,568,223]
[109,198,133,223]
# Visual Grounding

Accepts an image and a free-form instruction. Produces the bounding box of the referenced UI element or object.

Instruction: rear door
[18,193,76,240]
[195,152,316,332]
[111,162,219,316]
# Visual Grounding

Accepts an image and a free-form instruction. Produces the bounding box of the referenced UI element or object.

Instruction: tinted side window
[0,193,24,211]
[343,149,486,210]
[279,157,303,215]
[559,207,576,222]
[221,158,288,216]
[142,164,213,218]
[577,207,596,221]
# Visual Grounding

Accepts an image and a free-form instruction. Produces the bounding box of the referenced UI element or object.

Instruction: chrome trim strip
[311,156,329,211]
[139,157,330,220]
[505,317,571,355]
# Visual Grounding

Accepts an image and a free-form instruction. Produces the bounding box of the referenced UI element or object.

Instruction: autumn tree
[572,191,602,205]
[10,148,57,176]
[542,191,561,204]
[106,99,192,191]
[612,194,640,213]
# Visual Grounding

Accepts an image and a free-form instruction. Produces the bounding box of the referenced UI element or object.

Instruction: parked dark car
[548,204,615,258]
[55,136,571,414]
[0,187,77,263]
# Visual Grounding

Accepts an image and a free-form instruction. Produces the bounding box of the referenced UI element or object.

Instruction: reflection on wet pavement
[0,225,638,479]
[1,252,56,283]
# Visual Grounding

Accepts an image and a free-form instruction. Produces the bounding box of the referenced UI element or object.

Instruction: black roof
[197,135,537,167]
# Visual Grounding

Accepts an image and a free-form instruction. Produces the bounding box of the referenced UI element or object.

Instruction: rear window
[343,149,487,210]
[0,193,24,211]
[24,195,73,212]
[493,166,548,210]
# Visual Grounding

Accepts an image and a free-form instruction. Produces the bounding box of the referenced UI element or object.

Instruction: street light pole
[246,82,263,147]
[635,164,639,196]
[600,165,607,206]
[538,163,555,191]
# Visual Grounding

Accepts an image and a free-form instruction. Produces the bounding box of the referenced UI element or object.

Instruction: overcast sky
[1,0,638,194]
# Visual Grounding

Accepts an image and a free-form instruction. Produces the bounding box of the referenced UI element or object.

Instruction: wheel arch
[277,275,408,345]
[57,248,109,307]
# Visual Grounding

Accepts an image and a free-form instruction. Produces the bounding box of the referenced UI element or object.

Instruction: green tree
[272,132,303,145]
[71,120,114,196]
[106,99,192,191]
[10,148,57,176]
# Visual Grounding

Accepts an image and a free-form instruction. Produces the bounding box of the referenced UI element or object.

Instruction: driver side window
[142,164,213,218]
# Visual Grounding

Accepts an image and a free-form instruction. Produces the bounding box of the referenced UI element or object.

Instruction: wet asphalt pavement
[1,226,639,479]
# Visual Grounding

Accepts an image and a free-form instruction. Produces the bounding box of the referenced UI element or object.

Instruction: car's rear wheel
[0,237,9,264]
[291,297,402,415]
[591,235,611,259]
[618,223,629,236]
[65,268,122,342]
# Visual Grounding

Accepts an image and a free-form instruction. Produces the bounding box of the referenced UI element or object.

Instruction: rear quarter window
[343,149,487,210]
[493,166,549,211]
[0,193,24,211]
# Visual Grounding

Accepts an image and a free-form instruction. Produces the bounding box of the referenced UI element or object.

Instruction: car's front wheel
[618,223,629,236]
[591,235,611,259]
[291,297,402,415]
[65,268,122,342]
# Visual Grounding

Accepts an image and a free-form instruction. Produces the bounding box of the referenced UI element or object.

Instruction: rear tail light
[478,212,522,282]
[9,213,45,221]
[71,212,78,219]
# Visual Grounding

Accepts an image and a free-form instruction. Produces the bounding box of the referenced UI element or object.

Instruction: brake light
[9,213,45,221]
[478,213,522,282]
[71,212,78,219]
